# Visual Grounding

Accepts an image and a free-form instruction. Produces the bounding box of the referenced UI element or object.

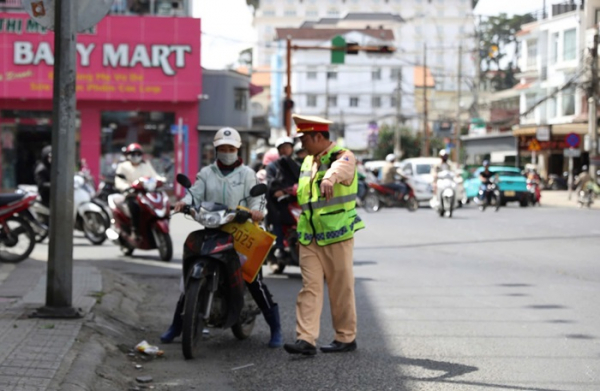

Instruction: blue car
[464,166,529,207]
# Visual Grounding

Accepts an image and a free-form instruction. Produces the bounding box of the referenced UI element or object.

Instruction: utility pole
[325,65,330,119]
[590,26,599,182]
[35,0,78,318]
[423,43,430,157]
[394,67,403,159]
[455,45,462,163]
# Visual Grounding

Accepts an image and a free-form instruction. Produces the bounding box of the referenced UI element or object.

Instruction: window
[262,9,275,16]
[391,95,398,107]
[551,32,559,62]
[307,95,317,107]
[327,8,339,16]
[390,68,402,80]
[234,88,247,111]
[327,71,337,79]
[306,9,318,17]
[372,68,382,80]
[562,87,575,116]
[526,39,537,68]
[350,97,359,107]
[525,93,537,118]
[563,28,576,61]
[328,96,338,107]
[372,96,382,108]
[307,68,317,79]
[284,9,297,16]
[548,96,557,119]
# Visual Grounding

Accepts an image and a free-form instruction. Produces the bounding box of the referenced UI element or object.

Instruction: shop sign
[535,127,550,142]
[0,13,201,102]
[563,148,581,158]
[519,137,569,151]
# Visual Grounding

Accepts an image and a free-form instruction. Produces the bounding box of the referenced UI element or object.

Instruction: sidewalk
[0,260,101,391]
[540,190,600,210]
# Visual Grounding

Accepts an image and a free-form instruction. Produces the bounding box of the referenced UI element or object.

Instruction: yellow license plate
[504,191,515,197]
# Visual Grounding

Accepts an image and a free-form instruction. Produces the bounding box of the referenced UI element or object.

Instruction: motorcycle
[526,178,541,206]
[15,185,50,243]
[430,170,458,218]
[0,191,38,263]
[478,178,501,212]
[29,174,108,245]
[175,174,268,360]
[363,178,419,213]
[105,175,172,261]
[266,186,301,275]
[577,182,600,208]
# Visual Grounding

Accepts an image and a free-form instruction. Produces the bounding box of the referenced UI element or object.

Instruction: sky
[193,0,549,69]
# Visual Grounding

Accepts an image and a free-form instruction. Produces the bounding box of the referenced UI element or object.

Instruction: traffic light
[331,35,346,64]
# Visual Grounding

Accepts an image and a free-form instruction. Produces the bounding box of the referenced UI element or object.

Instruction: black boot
[160,295,184,343]
[262,304,283,348]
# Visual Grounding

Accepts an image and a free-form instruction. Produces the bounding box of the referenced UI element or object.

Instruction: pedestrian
[283,114,365,356]
[161,127,283,348]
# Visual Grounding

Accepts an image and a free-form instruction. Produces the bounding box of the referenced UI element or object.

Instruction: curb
[59,336,107,391]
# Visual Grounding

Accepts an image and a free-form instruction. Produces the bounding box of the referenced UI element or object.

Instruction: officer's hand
[250,210,264,222]
[274,190,285,198]
[320,178,334,201]
[174,201,188,213]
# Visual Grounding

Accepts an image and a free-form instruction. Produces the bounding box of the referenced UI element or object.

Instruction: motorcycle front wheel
[82,212,107,245]
[0,216,36,263]
[363,193,381,213]
[182,278,208,360]
[154,229,173,262]
[406,197,419,212]
[493,191,501,212]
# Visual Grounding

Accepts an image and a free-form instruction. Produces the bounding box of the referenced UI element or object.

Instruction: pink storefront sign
[0,13,201,102]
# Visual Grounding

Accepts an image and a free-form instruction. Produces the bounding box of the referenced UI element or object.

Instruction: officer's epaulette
[330,149,346,164]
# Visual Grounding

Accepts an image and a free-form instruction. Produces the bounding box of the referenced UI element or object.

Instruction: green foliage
[373,125,423,160]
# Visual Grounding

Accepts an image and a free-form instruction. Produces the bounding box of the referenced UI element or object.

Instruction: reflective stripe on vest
[300,194,356,212]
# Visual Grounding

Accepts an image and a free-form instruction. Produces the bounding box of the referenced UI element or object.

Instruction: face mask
[217,152,238,166]
[130,155,143,164]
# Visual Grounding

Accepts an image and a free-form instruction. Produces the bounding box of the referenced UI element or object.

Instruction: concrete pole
[285,37,292,136]
[590,27,599,182]
[394,66,403,159]
[568,151,574,201]
[36,0,78,318]
[455,45,462,163]
[423,43,430,157]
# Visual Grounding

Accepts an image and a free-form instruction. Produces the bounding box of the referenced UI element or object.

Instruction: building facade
[0,12,201,189]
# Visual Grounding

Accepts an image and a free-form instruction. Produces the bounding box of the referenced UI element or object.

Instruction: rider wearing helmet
[115,143,158,241]
[431,149,456,192]
[380,153,407,200]
[165,127,283,349]
[266,137,301,260]
[34,145,52,207]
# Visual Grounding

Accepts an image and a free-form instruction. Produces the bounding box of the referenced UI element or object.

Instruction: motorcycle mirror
[249,183,267,197]
[176,174,192,189]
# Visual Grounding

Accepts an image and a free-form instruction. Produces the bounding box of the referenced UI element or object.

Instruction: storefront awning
[512,122,588,137]
[461,133,516,155]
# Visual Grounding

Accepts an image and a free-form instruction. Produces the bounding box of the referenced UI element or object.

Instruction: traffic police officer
[284,114,365,355]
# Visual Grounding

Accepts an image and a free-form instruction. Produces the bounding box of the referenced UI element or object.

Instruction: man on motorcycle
[165,127,283,348]
[478,160,494,200]
[380,154,407,200]
[115,143,158,241]
[266,137,301,260]
[575,165,592,193]
[431,150,456,192]
[34,145,52,207]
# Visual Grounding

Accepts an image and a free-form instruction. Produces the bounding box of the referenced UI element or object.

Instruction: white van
[397,157,440,202]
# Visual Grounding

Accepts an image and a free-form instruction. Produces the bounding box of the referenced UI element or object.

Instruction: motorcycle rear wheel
[363,193,380,213]
[0,216,36,263]
[182,278,207,360]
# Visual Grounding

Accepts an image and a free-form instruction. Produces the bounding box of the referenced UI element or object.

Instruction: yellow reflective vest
[297,145,365,246]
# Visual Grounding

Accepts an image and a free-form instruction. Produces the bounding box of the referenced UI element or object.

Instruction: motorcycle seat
[0,193,25,206]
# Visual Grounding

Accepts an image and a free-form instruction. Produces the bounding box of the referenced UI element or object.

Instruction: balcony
[109,0,189,16]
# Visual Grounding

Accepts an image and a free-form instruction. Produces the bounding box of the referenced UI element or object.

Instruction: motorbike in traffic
[577,182,600,208]
[478,178,501,212]
[430,170,459,218]
[362,179,419,213]
[266,185,301,274]
[526,178,541,206]
[175,174,271,360]
[28,174,108,245]
[0,191,38,263]
[106,175,172,261]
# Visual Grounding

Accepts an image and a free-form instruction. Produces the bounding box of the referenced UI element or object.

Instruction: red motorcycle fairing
[0,193,37,218]
[368,182,416,197]
[153,218,170,234]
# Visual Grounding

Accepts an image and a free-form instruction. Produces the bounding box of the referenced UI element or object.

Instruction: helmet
[386,153,395,162]
[276,136,294,149]
[582,165,588,171]
[483,160,490,167]
[439,150,448,157]
[124,143,143,154]
[214,127,241,149]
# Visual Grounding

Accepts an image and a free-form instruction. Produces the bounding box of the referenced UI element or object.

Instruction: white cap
[386,153,395,162]
[214,127,241,148]
[439,149,448,157]
[276,136,294,149]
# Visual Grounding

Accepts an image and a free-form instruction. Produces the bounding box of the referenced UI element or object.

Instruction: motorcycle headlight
[442,188,455,198]
[197,211,223,228]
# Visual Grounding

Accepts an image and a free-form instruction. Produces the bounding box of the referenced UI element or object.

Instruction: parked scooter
[29,174,108,245]
[106,175,172,261]
[175,174,268,360]
[478,178,501,212]
[362,177,419,213]
[0,191,38,263]
[16,185,49,243]
[430,170,459,218]
[266,186,301,274]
